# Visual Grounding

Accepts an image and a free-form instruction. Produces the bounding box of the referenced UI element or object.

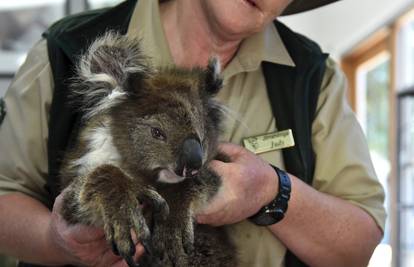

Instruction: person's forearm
[0,192,69,265]
[269,175,382,267]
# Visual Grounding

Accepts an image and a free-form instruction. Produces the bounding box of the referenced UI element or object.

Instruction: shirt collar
[264,22,296,67]
[223,22,295,79]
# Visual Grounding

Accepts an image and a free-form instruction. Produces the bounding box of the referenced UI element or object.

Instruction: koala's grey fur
[58,32,237,267]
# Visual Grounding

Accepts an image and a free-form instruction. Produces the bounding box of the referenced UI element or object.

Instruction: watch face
[257,215,277,226]
[249,166,291,226]
[254,209,285,226]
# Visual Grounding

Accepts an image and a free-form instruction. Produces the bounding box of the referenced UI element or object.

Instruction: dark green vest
[20,1,328,266]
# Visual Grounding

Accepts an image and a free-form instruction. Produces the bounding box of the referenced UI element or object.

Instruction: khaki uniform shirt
[0,0,386,266]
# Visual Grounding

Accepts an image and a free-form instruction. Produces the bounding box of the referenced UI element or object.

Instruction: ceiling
[280,0,414,59]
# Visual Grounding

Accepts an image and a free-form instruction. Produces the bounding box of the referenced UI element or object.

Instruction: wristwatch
[249,165,291,226]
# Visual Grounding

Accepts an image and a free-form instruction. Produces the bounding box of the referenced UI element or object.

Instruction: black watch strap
[249,165,291,226]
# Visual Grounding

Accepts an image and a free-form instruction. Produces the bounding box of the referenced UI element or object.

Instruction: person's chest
[217,70,287,267]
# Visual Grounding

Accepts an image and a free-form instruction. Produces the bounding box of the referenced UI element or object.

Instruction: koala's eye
[151,127,166,141]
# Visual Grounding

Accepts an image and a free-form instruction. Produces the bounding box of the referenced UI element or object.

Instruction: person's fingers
[108,240,144,267]
[52,190,66,213]
[110,255,136,267]
[111,245,144,267]
[134,243,145,258]
[68,224,106,243]
[199,187,226,213]
[216,142,243,159]
[196,184,233,226]
[100,248,124,266]
[130,229,138,244]
[112,260,128,267]
[208,159,227,173]
[197,207,228,226]
[130,230,146,256]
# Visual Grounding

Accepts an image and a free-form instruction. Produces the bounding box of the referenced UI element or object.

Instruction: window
[356,51,391,156]
[0,0,124,97]
[0,1,65,96]
[343,30,393,267]
[342,7,414,267]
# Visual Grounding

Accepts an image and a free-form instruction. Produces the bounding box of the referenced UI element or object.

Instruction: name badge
[242,129,295,154]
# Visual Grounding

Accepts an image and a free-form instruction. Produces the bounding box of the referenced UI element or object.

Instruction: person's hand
[47,191,145,267]
[196,142,278,226]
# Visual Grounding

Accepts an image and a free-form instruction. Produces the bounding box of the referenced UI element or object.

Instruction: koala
[58,32,237,267]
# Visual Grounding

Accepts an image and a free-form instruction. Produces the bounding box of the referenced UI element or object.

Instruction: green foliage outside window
[0,254,16,267]
[366,60,390,159]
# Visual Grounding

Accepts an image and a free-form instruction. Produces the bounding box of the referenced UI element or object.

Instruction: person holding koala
[0,0,386,267]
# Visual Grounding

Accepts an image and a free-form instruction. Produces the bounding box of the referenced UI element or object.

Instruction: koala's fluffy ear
[73,31,151,119]
[203,57,223,96]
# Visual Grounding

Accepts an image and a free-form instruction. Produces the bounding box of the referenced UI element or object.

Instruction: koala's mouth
[157,168,199,184]
[156,137,203,184]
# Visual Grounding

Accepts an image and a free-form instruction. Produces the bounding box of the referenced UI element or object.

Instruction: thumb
[198,187,225,216]
[208,159,227,174]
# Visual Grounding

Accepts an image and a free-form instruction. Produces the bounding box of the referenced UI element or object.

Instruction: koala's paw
[102,197,149,267]
[103,187,170,267]
[76,164,169,267]
[150,216,194,267]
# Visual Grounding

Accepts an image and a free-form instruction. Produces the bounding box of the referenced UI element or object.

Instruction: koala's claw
[125,255,140,267]
[102,197,150,266]
[183,239,194,255]
[111,240,120,256]
[111,238,137,258]
[105,221,137,258]
[141,239,153,256]
[103,186,171,266]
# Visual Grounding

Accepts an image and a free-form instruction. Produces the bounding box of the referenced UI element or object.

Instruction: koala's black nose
[179,138,203,177]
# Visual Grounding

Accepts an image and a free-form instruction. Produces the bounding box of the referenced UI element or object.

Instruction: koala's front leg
[61,164,169,267]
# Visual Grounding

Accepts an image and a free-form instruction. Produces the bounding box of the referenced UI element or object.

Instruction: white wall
[280,0,414,59]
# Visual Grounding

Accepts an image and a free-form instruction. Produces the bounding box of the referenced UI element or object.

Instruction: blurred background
[0,0,413,266]
[282,1,414,266]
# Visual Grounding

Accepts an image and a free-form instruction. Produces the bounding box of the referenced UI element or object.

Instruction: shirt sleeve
[0,39,53,205]
[311,58,386,232]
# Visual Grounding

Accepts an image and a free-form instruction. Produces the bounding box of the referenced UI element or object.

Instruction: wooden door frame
[341,28,391,111]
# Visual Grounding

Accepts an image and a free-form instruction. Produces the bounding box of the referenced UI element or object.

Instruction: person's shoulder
[274,20,324,57]
[13,39,51,81]
[45,0,137,39]
[26,39,49,64]
[44,8,111,40]
[321,57,345,90]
